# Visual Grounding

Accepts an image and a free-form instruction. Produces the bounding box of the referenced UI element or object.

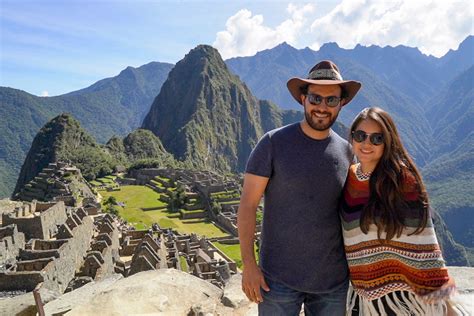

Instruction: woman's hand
[420,277,456,304]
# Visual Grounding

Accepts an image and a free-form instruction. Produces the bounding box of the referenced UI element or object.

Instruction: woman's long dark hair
[350,107,429,240]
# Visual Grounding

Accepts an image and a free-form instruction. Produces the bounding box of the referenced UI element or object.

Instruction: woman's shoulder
[400,168,419,193]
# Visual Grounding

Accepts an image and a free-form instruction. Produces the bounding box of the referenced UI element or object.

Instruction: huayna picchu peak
[142,44,266,172]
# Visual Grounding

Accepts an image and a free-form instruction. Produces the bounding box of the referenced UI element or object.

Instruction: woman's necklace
[355,163,372,181]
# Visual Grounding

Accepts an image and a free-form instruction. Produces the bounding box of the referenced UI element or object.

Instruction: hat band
[308,69,343,81]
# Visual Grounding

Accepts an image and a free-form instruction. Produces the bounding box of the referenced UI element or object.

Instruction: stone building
[0,224,25,269]
[2,201,68,240]
[0,204,94,293]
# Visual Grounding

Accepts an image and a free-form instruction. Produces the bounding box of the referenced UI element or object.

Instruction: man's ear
[300,94,306,104]
[340,98,347,106]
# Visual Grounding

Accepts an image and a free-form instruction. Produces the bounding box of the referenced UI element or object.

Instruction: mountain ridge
[0,62,173,197]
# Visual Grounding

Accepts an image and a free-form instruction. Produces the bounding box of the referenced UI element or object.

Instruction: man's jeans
[258,277,348,316]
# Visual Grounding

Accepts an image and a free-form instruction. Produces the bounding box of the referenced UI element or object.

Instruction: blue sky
[1,0,473,96]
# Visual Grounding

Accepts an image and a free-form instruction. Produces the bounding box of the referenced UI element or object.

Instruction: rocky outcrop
[38,267,473,315]
[43,269,255,315]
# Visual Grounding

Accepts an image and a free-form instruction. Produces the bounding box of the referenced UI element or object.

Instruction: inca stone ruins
[0,162,255,314]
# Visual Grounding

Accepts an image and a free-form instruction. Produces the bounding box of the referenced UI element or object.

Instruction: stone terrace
[14,162,95,206]
[0,203,94,293]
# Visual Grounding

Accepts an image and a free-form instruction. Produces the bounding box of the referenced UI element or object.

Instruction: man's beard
[304,108,339,131]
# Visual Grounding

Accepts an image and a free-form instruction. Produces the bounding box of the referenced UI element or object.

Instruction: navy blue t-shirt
[245,122,352,293]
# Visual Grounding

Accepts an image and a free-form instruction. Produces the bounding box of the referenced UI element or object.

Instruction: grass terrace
[99,185,228,237]
[213,242,258,269]
[210,190,241,200]
[179,256,189,272]
[90,175,117,187]
[219,200,240,205]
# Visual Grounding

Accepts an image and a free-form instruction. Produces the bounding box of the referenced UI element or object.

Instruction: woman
[340,107,457,315]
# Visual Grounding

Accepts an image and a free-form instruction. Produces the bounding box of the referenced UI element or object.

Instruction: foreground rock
[5,267,472,315]
[447,266,474,314]
[0,287,58,316]
[44,269,256,315]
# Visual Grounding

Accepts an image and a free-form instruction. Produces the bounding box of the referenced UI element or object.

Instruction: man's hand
[237,173,270,303]
[242,262,270,303]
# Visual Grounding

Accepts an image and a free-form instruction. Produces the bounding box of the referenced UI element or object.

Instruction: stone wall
[180,210,208,219]
[40,208,94,293]
[0,224,25,267]
[0,271,44,292]
[78,214,120,281]
[216,213,238,236]
[39,201,68,239]
[2,201,67,240]
[129,169,163,185]
[0,207,95,293]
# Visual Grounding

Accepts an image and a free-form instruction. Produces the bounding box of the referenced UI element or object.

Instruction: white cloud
[309,0,474,57]
[215,0,473,58]
[213,3,315,59]
[41,91,49,97]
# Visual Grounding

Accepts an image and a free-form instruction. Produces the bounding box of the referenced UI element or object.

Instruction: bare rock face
[222,273,258,315]
[37,267,474,315]
[447,267,474,314]
[0,287,59,316]
[43,269,256,316]
[43,273,123,315]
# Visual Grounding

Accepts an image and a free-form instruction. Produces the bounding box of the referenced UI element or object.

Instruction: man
[237,60,361,315]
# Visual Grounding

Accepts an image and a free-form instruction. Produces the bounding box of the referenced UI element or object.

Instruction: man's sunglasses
[352,130,384,146]
[305,94,341,107]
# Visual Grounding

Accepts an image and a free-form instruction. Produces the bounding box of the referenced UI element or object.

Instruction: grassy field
[99,185,228,237]
[213,242,259,269]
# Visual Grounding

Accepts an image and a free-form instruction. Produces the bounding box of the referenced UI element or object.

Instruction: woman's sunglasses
[352,130,384,146]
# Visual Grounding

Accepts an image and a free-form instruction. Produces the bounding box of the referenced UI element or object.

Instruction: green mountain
[421,66,474,249]
[0,62,173,198]
[13,114,116,196]
[425,66,474,158]
[433,212,471,266]
[423,135,474,249]
[437,35,474,84]
[106,129,176,167]
[226,36,474,112]
[142,45,270,172]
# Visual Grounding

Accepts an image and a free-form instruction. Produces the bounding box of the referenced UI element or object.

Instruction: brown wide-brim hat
[287,60,362,106]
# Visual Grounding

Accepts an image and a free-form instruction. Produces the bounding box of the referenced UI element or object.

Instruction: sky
[1,0,473,97]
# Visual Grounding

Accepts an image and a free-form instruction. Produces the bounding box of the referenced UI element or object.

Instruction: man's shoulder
[266,122,300,139]
[329,129,350,146]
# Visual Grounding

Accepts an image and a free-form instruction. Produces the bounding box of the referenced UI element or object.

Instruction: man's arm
[237,173,270,303]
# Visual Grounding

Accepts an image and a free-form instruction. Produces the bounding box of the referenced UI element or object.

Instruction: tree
[211,201,222,215]
[104,196,117,206]
[105,204,119,216]
[167,184,188,212]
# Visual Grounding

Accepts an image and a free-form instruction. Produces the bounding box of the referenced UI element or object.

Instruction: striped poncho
[341,164,454,315]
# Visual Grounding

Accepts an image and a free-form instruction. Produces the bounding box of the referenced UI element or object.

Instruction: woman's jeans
[258,277,348,316]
